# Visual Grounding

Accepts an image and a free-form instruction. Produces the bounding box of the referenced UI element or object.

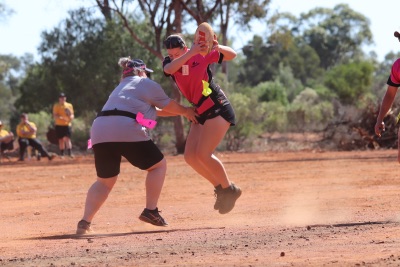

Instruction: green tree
[239,35,278,86]
[16,8,153,115]
[0,2,13,22]
[257,80,288,106]
[299,4,372,69]
[0,55,20,122]
[324,61,374,105]
[238,32,322,88]
[287,88,334,131]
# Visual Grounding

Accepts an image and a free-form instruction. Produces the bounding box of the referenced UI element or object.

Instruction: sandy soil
[2,149,400,267]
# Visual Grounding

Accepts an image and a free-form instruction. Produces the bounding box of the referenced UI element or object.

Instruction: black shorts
[0,140,14,153]
[55,125,72,139]
[196,104,236,126]
[92,141,164,178]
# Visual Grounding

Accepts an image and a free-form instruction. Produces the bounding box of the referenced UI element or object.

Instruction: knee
[19,138,28,145]
[184,151,198,166]
[197,150,211,161]
[96,177,117,191]
[157,157,167,170]
[147,157,167,172]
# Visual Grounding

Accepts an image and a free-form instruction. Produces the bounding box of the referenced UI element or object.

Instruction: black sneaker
[214,185,223,210]
[139,208,168,226]
[218,183,242,214]
[76,220,93,235]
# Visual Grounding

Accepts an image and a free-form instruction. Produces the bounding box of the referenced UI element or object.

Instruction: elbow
[223,51,237,61]
[163,65,174,75]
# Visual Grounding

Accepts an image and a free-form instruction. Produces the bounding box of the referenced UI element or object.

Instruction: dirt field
[2,149,400,266]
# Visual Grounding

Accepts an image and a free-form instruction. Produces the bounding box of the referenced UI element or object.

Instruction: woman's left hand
[184,107,198,124]
[212,36,219,51]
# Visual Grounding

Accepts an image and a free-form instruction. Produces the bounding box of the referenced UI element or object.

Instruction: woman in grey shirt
[76,57,197,234]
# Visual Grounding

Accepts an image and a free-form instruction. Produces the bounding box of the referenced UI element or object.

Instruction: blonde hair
[118,56,141,78]
[118,57,131,68]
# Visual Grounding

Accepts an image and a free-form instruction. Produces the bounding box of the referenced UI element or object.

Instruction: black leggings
[18,138,50,160]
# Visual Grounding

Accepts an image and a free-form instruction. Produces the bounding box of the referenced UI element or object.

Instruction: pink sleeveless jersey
[165,50,220,105]
[390,58,400,85]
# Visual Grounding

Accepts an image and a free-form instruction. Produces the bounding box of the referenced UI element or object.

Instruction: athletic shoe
[139,208,168,226]
[48,154,56,161]
[214,185,223,210]
[218,183,242,214]
[76,220,93,235]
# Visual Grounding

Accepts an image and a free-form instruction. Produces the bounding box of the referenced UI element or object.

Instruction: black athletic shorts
[55,125,72,139]
[196,104,236,126]
[92,141,164,178]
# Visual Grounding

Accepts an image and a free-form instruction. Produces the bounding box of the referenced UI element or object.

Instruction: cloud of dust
[277,191,351,227]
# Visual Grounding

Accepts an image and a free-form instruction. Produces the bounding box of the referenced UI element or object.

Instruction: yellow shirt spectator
[16,121,37,138]
[0,129,10,138]
[53,101,74,126]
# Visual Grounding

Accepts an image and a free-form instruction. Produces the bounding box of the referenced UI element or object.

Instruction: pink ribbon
[87,139,92,149]
[136,112,157,129]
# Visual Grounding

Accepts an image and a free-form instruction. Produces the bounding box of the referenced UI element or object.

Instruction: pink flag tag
[136,112,157,129]
[87,139,92,149]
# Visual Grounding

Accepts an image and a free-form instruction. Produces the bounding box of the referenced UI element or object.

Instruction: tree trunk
[169,0,186,153]
[170,80,186,153]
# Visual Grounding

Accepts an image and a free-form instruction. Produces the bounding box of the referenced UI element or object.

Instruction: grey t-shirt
[91,76,171,144]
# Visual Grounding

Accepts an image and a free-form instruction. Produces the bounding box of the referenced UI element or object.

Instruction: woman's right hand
[375,121,385,137]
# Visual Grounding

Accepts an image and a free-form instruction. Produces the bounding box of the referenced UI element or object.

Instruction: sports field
[1,150,400,266]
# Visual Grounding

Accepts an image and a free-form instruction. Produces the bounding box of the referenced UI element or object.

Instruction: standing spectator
[16,113,55,161]
[0,120,14,160]
[53,93,74,158]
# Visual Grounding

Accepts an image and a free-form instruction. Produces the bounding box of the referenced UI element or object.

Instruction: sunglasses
[164,36,185,49]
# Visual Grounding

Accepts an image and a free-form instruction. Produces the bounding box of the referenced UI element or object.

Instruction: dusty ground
[2,149,400,266]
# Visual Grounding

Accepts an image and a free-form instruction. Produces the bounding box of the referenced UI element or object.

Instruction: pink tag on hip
[136,112,157,129]
[87,139,92,149]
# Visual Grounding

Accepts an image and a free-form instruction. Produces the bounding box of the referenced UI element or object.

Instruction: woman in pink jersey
[162,33,241,214]
[375,34,400,162]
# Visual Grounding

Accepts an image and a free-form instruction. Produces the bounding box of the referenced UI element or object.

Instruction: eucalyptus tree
[298,4,372,69]
[0,2,13,22]
[324,61,374,105]
[0,55,20,121]
[16,8,152,115]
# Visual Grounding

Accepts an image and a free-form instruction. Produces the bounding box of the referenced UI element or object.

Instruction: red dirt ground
[2,149,400,266]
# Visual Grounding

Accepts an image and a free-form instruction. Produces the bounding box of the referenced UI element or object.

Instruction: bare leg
[184,116,231,188]
[81,176,117,222]
[58,139,65,152]
[184,124,219,186]
[145,158,167,210]
[64,137,72,149]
